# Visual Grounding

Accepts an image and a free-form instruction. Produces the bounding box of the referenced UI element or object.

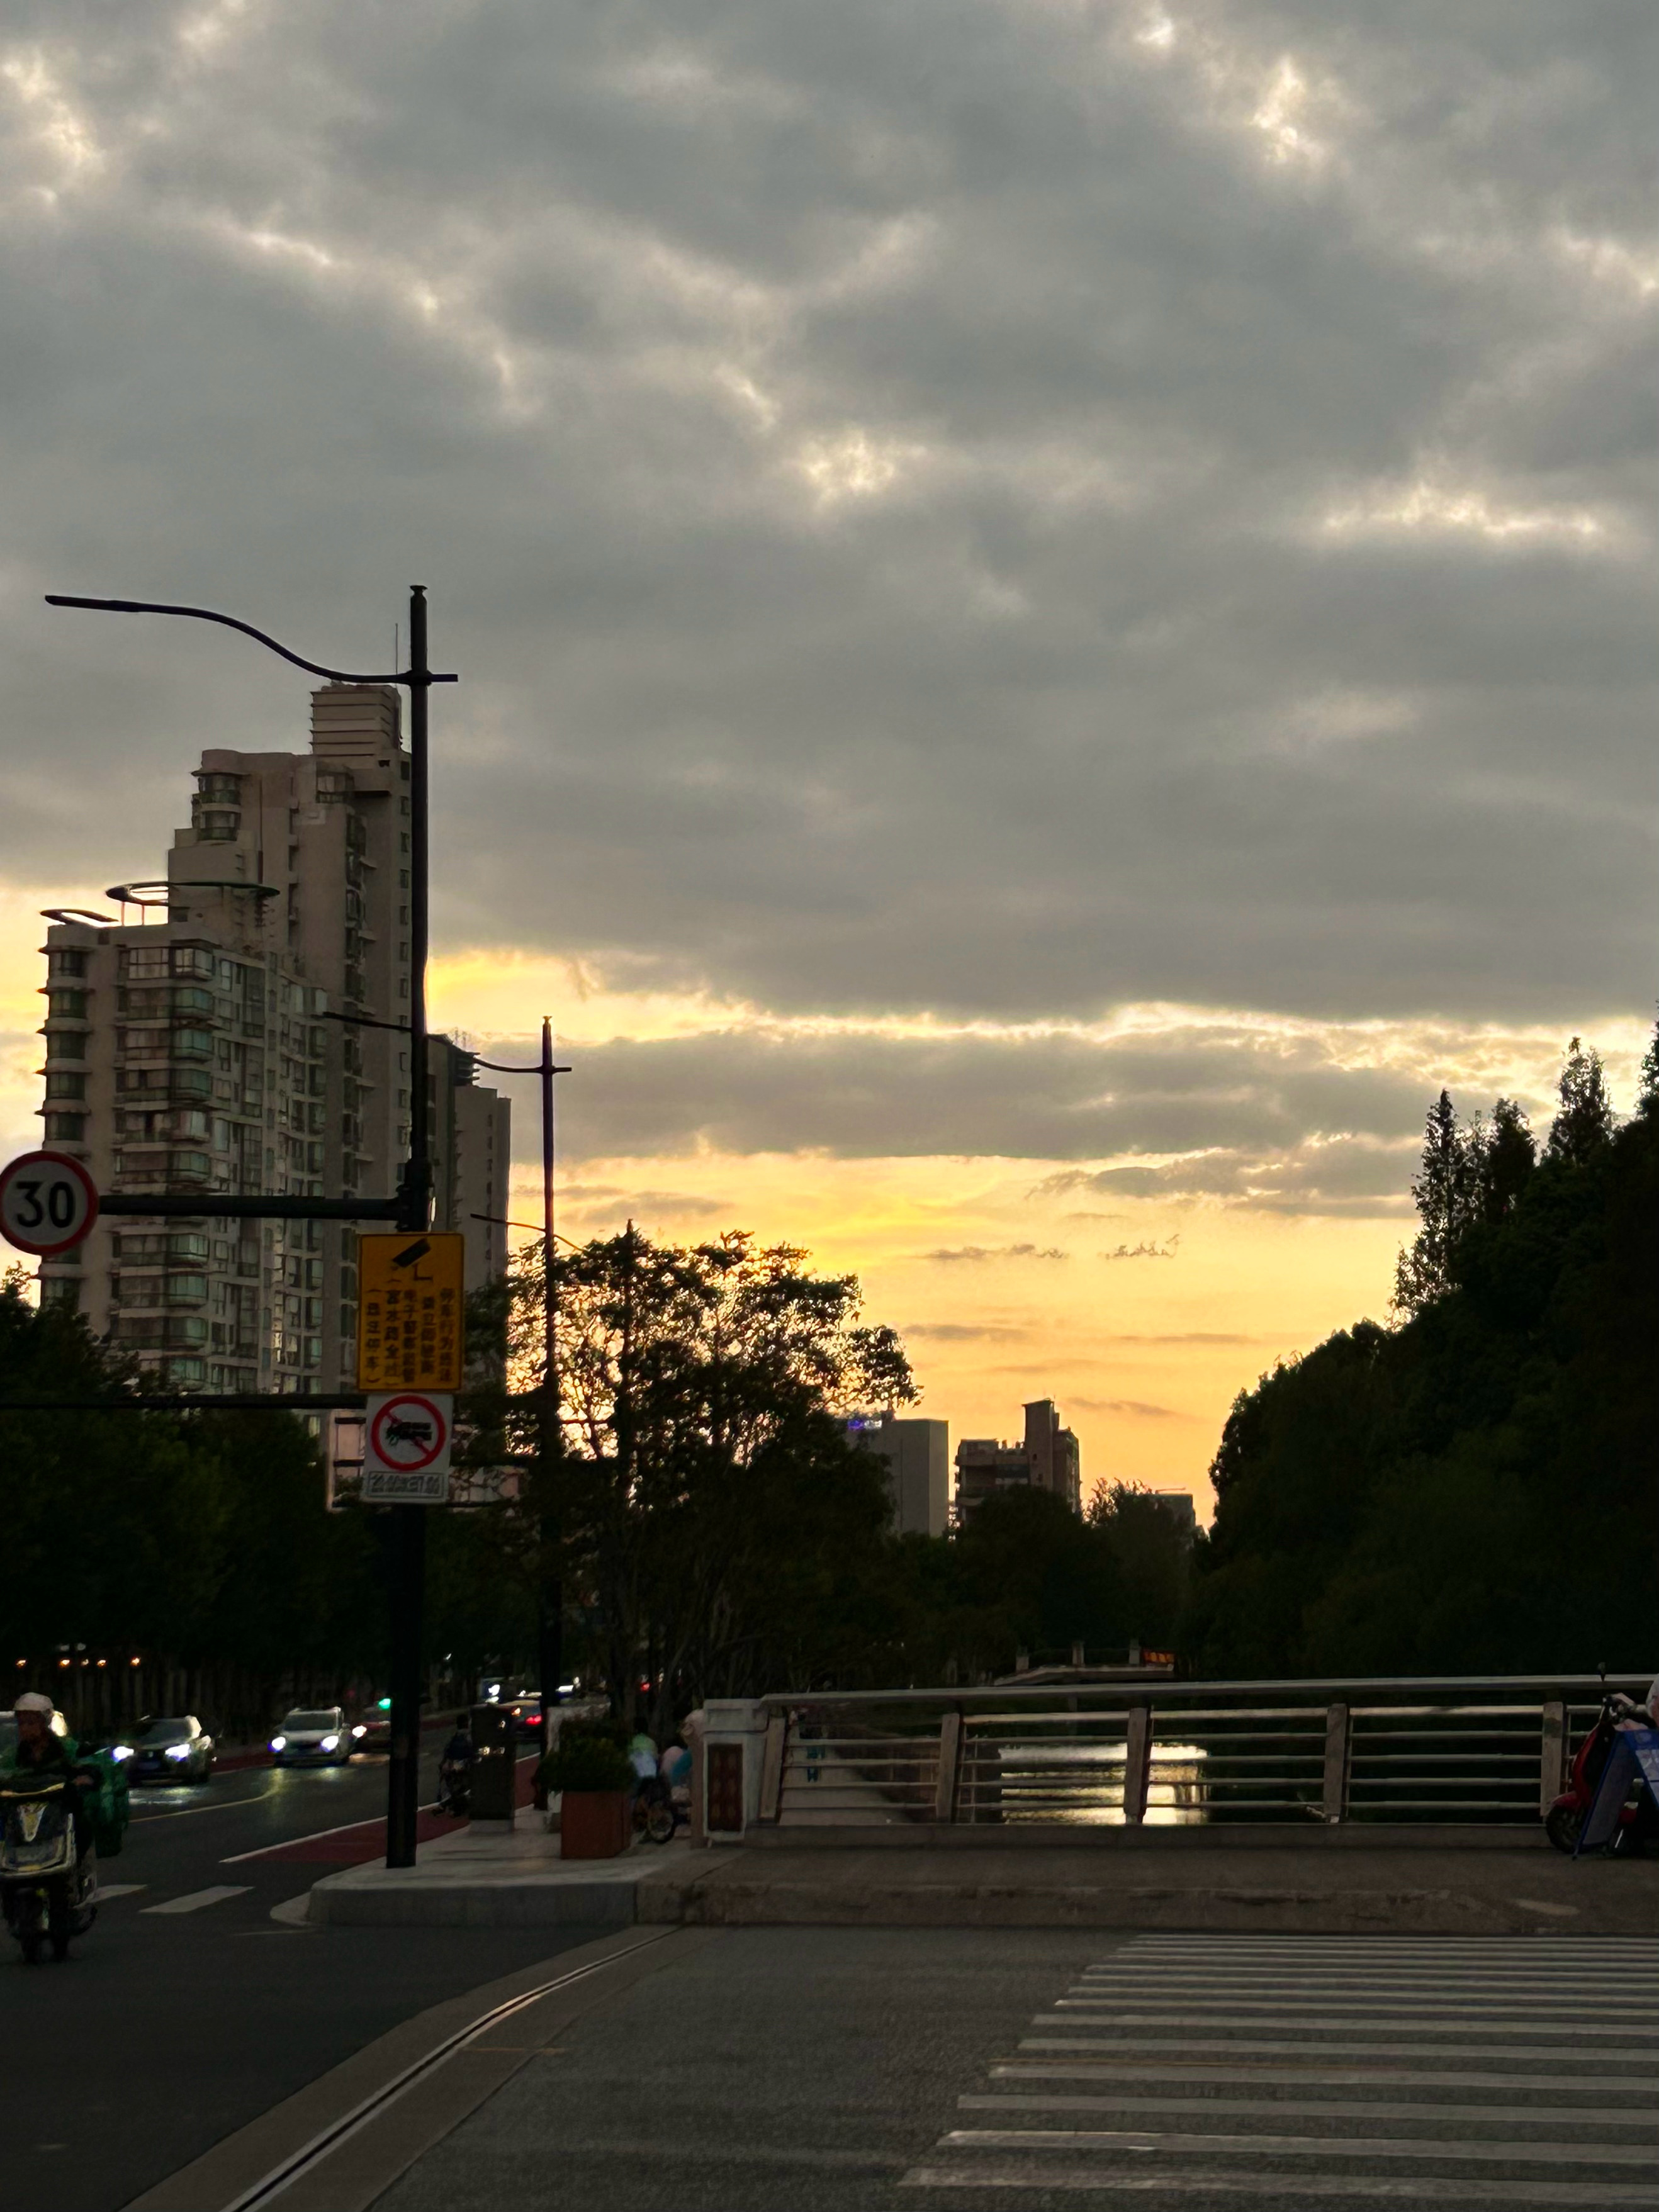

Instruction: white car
[269,1706,352,1766]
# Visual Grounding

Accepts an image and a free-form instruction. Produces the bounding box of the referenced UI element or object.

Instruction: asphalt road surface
[1,1745,583,2212]
[371,1928,1659,2212]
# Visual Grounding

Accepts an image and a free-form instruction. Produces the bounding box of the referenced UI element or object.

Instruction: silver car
[269,1706,351,1766]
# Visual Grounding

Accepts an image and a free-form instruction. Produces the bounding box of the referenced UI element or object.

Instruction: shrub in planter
[536,1732,636,1860]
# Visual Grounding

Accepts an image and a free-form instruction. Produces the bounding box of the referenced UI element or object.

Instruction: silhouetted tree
[1547,1036,1615,1167]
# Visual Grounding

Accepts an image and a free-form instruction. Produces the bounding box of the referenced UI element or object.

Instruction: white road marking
[905,1934,1659,2201]
[94,1883,147,1900]
[903,2167,1659,2201]
[962,2094,1659,2125]
[130,1783,281,1822]
[141,1885,251,1915]
[940,2127,1659,2165]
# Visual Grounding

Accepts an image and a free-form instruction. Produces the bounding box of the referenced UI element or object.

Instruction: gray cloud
[1,1,1652,1082]
[1071,1398,1196,1422]
[1099,1238,1179,1261]
[903,1321,1029,1343]
[923,1242,1067,1264]
[561,1187,731,1222]
[484,1021,1440,1212]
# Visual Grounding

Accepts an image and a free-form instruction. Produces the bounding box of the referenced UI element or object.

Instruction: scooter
[435,1758,473,1818]
[1,1775,98,1963]
[1545,1690,1652,1855]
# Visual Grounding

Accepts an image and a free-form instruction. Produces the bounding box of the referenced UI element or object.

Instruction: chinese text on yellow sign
[356,1233,466,1391]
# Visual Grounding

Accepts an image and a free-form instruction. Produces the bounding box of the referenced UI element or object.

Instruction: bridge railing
[748,1676,1644,1831]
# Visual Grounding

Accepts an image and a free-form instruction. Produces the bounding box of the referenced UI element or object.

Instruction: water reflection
[977,1740,1208,1824]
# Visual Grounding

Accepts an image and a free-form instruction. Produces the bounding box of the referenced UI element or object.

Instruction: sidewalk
[306,1817,726,1928]
[304,1821,1659,1934]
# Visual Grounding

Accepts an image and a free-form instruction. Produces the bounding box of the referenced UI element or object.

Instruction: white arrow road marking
[142,1885,251,1916]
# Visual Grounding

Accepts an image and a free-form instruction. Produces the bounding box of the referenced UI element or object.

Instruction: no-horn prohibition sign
[0,1149,99,1257]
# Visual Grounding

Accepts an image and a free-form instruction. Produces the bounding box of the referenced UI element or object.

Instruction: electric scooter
[1545,1688,1653,1855]
[1,1775,98,1963]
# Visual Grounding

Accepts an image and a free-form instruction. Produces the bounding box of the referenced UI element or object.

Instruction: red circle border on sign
[0,1149,100,1258]
[368,1392,449,1473]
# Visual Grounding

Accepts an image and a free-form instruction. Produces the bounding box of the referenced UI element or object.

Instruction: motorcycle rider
[3,1693,102,1848]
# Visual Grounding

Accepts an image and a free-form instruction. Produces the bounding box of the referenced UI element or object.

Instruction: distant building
[954,1398,1082,1522]
[1145,1490,1198,1539]
[845,1412,950,1537]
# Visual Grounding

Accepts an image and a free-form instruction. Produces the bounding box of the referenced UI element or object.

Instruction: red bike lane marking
[234,1755,541,1864]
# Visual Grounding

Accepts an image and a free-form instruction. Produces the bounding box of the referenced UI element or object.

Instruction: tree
[1186,1065,1659,1676]
[1476,1096,1536,1223]
[1637,1008,1659,1119]
[1393,1091,1483,1314]
[501,1228,916,1732]
[1546,1036,1615,1167]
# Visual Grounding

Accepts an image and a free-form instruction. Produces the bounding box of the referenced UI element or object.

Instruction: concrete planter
[559,1789,630,1859]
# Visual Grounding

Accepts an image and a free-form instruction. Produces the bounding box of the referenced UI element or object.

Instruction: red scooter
[1545,1688,1655,1855]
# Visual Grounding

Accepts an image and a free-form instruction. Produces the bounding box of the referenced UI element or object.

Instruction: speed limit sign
[0,1149,99,1257]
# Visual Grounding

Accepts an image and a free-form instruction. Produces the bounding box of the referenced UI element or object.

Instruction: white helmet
[13,1691,55,1719]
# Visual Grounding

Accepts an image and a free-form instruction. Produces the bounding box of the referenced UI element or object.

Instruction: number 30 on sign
[0,1150,99,1257]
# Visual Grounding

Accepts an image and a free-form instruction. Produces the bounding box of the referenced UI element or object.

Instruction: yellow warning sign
[356,1232,466,1391]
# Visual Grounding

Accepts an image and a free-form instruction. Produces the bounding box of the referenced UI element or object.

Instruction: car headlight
[270,1735,287,1752]
[320,1733,340,1751]
[351,1724,366,1739]
[111,1744,133,1762]
[165,1744,191,1762]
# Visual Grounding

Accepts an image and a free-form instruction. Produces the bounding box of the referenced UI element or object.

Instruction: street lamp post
[44,587,455,1870]
[472,1019,571,1747]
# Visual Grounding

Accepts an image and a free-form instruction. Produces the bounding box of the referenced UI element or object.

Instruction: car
[269,1706,352,1766]
[503,1693,546,1743]
[348,1697,393,1751]
[120,1715,215,1784]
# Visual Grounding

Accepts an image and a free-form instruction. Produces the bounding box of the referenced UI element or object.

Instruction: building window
[47,989,88,1021]
[43,1031,88,1062]
[44,1114,86,1143]
[48,950,90,980]
[45,1072,87,1100]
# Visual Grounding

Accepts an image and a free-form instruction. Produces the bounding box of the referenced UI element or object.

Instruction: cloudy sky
[2,1,1653,1509]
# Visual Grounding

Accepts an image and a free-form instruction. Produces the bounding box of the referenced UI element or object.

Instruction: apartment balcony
[112,1147,213,1190]
[111,1274,210,1310]
[111,1317,210,1351]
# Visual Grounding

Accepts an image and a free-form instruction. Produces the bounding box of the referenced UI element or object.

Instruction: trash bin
[471,1703,516,1825]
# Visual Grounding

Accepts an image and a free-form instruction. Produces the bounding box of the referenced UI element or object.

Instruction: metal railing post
[1539,1700,1566,1816]
[935,1709,964,1824]
[1122,1705,1152,1824]
[760,1711,787,1822]
[1322,1702,1351,1823]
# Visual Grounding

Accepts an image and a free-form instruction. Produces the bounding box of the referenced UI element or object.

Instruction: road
[1,1743,583,2212]
[366,1928,1659,2211]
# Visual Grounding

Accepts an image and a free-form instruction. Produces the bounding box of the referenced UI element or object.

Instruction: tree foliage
[0,1274,383,1709]
[1189,1029,1659,1675]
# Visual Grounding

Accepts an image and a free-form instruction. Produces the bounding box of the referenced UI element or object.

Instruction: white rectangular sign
[361,1466,451,1504]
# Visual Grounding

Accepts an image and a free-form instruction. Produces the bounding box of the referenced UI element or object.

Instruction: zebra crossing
[901,1934,1659,2201]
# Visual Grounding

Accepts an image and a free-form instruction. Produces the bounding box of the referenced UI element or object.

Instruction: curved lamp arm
[45,595,458,685]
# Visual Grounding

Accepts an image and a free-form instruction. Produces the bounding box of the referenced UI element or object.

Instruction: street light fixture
[43,585,454,1868]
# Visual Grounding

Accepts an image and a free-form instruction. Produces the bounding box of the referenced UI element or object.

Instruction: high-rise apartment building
[845,1411,950,1536]
[954,1398,1083,1522]
[33,684,508,1391]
